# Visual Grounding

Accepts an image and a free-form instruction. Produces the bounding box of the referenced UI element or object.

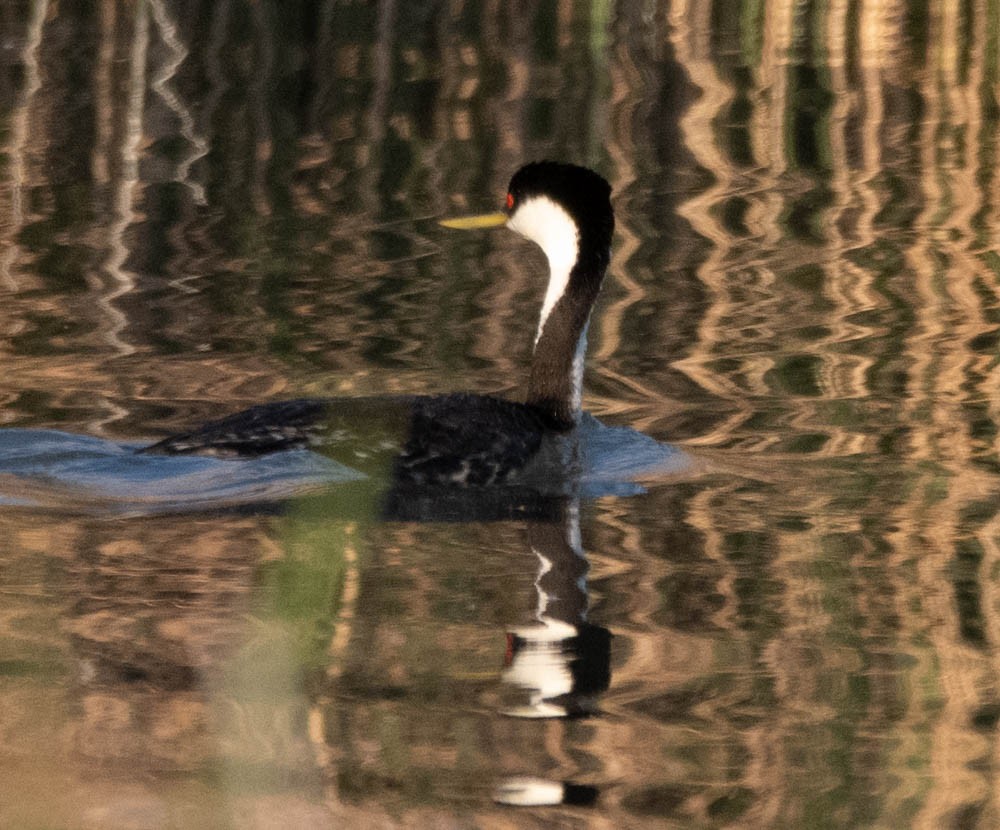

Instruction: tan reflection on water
[3,0,1000,827]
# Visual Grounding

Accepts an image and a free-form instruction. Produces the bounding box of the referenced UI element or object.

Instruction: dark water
[2,1,1000,827]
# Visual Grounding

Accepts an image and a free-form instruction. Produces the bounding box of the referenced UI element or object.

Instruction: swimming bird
[142,161,614,488]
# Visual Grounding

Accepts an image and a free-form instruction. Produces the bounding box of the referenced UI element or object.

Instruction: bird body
[144,393,561,487]
[143,162,615,489]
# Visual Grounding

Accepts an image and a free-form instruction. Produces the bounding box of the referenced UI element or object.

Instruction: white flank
[506,195,580,345]
[570,322,588,413]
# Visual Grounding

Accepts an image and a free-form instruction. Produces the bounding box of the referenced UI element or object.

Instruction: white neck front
[506,195,580,345]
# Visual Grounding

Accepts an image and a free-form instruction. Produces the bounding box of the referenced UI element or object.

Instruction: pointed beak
[438,211,508,230]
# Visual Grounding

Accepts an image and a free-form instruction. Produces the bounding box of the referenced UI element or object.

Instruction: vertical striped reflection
[620,1,1000,827]
[896,1,1000,826]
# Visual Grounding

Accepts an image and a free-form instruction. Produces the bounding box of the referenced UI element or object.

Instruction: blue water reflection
[0,429,362,512]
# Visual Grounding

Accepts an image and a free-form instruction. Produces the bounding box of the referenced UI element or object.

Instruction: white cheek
[507,196,579,343]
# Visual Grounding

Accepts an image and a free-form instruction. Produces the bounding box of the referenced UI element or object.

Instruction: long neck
[526,256,605,430]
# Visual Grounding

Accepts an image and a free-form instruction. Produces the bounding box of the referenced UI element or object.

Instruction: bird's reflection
[493,498,610,807]
[502,502,611,719]
[494,775,600,808]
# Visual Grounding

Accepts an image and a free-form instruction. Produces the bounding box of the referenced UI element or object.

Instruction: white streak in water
[570,322,589,414]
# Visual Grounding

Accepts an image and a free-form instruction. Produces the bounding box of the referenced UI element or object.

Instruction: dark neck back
[526,256,606,429]
[510,162,614,429]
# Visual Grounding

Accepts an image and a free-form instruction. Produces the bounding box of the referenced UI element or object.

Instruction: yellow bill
[439,211,508,230]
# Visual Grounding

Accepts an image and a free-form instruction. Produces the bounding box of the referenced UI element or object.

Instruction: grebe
[142,162,614,487]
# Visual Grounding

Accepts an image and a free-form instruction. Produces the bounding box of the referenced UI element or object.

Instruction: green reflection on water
[210,484,378,807]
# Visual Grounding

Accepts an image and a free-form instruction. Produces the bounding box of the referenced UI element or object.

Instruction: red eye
[506,192,515,210]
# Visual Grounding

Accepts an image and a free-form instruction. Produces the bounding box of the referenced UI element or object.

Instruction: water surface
[2,2,1000,828]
